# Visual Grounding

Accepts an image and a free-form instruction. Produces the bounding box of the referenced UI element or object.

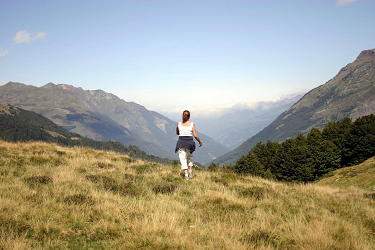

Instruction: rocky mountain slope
[213,48,375,165]
[0,83,229,164]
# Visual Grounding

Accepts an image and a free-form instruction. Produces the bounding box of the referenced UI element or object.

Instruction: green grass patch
[162,173,182,183]
[211,176,228,186]
[24,175,53,187]
[196,196,245,216]
[0,214,32,238]
[86,174,143,197]
[63,194,95,205]
[240,230,280,248]
[151,182,178,195]
[133,164,152,174]
[238,186,266,200]
[363,193,375,200]
[94,161,114,169]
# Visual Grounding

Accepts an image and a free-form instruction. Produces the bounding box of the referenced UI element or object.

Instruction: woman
[175,110,202,180]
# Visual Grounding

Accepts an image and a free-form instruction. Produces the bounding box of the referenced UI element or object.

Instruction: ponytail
[182,110,190,123]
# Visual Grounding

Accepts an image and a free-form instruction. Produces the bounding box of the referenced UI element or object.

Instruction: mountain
[213,48,375,165]
[194,95,303,149]
[0,103,172,164]
[0,83,229,164]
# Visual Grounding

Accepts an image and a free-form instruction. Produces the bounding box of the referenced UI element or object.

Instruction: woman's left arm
[192,124,202,147]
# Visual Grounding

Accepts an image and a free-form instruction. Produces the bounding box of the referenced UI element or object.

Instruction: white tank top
[178,122,194,137]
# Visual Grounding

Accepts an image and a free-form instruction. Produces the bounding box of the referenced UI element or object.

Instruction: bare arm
[192,124,202,147]
[176,123,179,135]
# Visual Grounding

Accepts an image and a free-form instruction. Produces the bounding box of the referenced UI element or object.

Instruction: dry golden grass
[1,140,375,249]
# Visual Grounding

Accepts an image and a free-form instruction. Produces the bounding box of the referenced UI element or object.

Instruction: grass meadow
[0,140,375,249]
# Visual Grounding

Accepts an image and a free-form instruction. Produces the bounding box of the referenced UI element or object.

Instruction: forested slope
[232,114,375,182]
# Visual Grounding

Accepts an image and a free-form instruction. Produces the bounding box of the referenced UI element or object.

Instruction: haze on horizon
[1,0,374,117]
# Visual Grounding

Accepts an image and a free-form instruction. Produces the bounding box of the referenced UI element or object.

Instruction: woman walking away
[175,110,202,180]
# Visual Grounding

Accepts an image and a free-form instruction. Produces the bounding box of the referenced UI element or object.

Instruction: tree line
[231,114,375,182]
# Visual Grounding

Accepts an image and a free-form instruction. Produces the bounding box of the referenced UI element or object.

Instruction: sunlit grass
[1,140,375,249]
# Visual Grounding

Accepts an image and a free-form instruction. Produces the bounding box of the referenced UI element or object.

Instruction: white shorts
[178,148,194,170]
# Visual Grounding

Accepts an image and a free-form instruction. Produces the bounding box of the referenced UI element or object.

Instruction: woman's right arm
[176,122,179,135]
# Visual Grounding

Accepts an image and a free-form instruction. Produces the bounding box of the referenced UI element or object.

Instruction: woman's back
[178,122,194,137]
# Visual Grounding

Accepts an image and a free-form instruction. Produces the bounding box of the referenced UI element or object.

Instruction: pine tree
[342,114,375,165]
[322,117,352,153]
[251,141,280,175]
[307,128,341,179]
[275,134,314,182]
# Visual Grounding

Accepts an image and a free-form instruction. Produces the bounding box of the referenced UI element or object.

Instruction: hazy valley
[192,94,303,149]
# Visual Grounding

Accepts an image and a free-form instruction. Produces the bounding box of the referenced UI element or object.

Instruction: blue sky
[1,0,374,117]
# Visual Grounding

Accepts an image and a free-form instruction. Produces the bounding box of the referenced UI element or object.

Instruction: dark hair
[182,110,190,123]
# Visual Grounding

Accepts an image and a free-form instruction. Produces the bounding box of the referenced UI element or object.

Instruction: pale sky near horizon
[1,0,375,117]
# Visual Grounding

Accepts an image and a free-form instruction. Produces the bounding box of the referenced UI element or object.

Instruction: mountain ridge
[0,82,229,164]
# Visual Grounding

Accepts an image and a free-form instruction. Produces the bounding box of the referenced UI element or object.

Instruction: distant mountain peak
[5,81,25,87]
[41,82,85,93]
[356,48,375,62]
[42,82,56,88]
[58,83,85,93]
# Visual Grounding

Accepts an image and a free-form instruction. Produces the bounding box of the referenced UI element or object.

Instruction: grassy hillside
[318,156,375,191]
[1,140,375,249]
